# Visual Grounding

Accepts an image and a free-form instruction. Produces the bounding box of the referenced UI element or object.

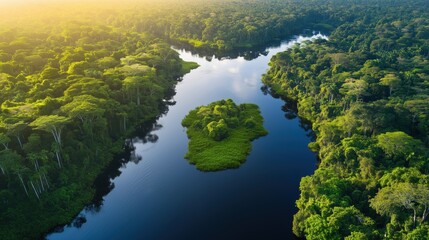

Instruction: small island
[181,99,268,171]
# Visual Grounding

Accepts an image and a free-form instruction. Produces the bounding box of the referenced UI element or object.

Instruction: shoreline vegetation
[0,4,200,237]
[182,99,267,171]
[262,1,429,239]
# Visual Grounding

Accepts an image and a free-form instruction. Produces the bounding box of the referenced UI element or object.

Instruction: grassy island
[182,99,267,171]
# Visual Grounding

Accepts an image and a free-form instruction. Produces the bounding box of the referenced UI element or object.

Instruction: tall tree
[0,133,10,150]
[5,120,27,149]
[370,183,429,227]
[29,115,69,168]
[380,73,401,96]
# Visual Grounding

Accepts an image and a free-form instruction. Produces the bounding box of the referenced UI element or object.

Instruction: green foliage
[0,3,196,239]
[261,0,429,238]
[370,183,429,236]
[405,225,429,240]
[180,60,199,75]
[182,99,267,171]
[207,119,229,141]
[0,0,429,239]
[377,131,425,161]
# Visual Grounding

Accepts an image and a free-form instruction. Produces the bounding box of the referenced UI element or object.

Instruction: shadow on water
[46,82,175,236]
[171,41,270,61]
[47,119,165,236]
[91,122,163,207]
[261,84,316,141]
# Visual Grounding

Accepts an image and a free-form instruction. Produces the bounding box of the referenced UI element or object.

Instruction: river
[47,33,327,240]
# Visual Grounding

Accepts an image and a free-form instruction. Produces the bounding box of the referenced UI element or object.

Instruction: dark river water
[47,34,327,240]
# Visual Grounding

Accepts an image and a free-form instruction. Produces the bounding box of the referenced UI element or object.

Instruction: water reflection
[280,100,315,140]
[73,121,165,217]
[128,150,143,164]
[262,85,315,140]
[47,33,326,240]
[281,102,298,120]
[171,42,274,61]
[171,31,327,61]
[72,215,87,229]
[48,119,167,235]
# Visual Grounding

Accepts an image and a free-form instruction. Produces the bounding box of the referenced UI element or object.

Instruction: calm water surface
[48,34,326,240]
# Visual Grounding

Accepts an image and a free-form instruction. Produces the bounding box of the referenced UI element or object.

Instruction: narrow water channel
[47,34,327,240]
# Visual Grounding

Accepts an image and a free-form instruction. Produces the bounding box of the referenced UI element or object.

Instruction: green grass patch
[182,99,268,171]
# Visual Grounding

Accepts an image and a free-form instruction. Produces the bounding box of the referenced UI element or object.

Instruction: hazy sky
[0,0,75,5]
[1,0,54,3]
[0,0,119,5]
[0,0,174,6]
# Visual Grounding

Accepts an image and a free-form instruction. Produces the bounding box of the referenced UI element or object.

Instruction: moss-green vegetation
[0,4,194,239]
[262,1,429,239]
[180,60,199,75]
[182,99,267,171]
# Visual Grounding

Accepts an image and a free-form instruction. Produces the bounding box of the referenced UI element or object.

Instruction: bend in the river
[47,33,327,240]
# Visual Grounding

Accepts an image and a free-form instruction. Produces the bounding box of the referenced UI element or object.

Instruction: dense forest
[262,1,429,239]
[0,0,428,239]
[0,3,193,239]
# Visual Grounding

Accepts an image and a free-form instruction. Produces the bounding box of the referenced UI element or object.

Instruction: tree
[61,95,105,126]
[119,64,152,76]
[0,133,10,150]
[0,150,29,197]
[340,78,368,102]
[96,56,118,69]
[206,119,229,141]
[61,95,106,142]
[123,76,145,105]
[379,167,428,187]
[320,82,339,103]
[327,206,375,238]
[405,225,429,240]
[39,66,60,80]
[29,115,70,168]
[380,73,401,96]
[64,78,108,98]
[345,231,369,240]
[370,183,429,228]
[67,61,89,75]
[336,111,360,137]
[404,98,429,138]
[304,214,337,240]
[5,120,27,149]
[377,131,425,164]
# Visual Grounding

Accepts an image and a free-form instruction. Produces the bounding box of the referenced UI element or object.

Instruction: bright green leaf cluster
[182,99,267,171]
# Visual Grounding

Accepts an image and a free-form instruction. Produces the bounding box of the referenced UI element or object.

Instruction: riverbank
[262,5,429,237]
[0,20,199,238]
